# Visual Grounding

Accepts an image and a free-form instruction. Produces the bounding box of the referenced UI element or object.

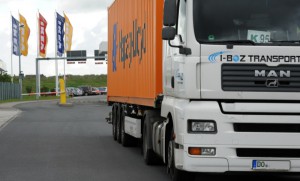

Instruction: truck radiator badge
[266,79,279,88]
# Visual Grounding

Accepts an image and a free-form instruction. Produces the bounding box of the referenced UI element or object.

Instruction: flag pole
[63,51,66,86]
[36,10,40,99]
[55,11,59,96]
[10,12,13,83]
[63,11,66,85]
[18,11,23,100]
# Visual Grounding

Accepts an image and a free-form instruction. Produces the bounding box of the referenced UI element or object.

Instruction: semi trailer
[107,0,300,180]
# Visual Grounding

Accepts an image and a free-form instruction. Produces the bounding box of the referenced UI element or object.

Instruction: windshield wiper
[202,40,256,45]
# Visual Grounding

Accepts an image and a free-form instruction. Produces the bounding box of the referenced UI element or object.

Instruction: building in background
[99,41,107,61]
[0,59,7,75]
[94,41,107,65]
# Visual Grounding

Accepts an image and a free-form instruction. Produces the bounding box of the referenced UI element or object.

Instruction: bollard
[58,78,72,107]
[60,79,67,104]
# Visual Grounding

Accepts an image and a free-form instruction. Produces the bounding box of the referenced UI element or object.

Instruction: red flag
[39,13,48,58]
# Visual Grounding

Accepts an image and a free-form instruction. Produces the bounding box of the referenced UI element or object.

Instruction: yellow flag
[19,14,30,56]
[64,13,73,52]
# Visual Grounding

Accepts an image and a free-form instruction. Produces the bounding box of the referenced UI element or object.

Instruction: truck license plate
[252,160,290,171]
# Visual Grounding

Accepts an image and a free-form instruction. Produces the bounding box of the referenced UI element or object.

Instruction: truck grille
[236,148,300,158]
[222,64,300,92]
[234,123,300,133]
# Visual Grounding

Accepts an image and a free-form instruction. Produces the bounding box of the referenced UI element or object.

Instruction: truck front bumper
[171,100,300,173]
[175,146,300,173]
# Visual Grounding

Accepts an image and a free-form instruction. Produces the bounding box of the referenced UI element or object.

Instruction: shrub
[41,86,49,96]
[26,86,32,93]
[0,74,12,82]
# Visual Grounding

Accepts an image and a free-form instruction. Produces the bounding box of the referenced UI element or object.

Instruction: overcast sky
[0,0,113,76]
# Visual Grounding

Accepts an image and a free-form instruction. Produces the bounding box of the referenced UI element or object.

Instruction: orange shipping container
[107,0,164,107]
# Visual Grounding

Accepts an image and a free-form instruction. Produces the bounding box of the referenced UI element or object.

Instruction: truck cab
[163,0,300,100]
[160,0,300,178]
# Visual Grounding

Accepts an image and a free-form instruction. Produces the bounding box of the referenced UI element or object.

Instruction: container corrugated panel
[108,0,163,107]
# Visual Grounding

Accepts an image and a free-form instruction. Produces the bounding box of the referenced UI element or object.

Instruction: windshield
[193,0,300,44]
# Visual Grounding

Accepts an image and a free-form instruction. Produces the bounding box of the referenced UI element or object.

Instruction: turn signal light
[188,147,216,156]
[188,147,202,155]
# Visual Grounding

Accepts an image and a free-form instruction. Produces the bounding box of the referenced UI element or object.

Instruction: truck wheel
[167,129,195,181]
[116,104,122,143]
[143,119,160,165]
[112,105,117,141]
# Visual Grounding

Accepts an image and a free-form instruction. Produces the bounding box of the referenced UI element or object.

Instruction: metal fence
[0,82,20,101]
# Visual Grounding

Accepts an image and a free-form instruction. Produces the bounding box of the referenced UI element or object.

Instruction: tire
[167,129,195,181]
[84,92,88,96]
[142,115,160,165]
[112,105,117,141]
[116,104,122,143]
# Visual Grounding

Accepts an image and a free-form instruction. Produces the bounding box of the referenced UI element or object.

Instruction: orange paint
[108,0,163,107]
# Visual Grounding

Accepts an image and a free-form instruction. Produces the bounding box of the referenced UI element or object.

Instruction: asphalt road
[72,94,107,102]
[0,101,299,181]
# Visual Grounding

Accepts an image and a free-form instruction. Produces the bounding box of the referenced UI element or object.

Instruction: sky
[0,0,113,77]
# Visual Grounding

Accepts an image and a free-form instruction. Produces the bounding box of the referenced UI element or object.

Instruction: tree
[0,74,12,82]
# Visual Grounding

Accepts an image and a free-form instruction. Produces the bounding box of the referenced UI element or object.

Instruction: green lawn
[13,74,107,93]
[0,95,60,104]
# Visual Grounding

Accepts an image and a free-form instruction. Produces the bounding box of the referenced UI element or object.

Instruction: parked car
[66,87,76,97]
[91,87,100,95]
[74,88,83,96]
[78,86,93,96]
[98,87,107,95]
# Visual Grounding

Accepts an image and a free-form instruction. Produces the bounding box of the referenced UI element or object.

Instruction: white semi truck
[107,0,300,180]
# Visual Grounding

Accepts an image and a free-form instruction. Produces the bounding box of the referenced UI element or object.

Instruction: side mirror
[162,27,176,40]
[163,0,177,26]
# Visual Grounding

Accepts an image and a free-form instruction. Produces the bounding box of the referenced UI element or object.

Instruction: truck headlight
[188,120,217,133]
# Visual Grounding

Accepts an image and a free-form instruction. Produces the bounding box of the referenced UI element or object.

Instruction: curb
[0,99,108,131]
[0,99,59,108]
[0,108,21,131]
[0,109,22,131]
[0,100,58,131]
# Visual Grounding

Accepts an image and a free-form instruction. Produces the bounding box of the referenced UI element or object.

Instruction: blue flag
[12,16,20,56]
[56,13,65,57]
